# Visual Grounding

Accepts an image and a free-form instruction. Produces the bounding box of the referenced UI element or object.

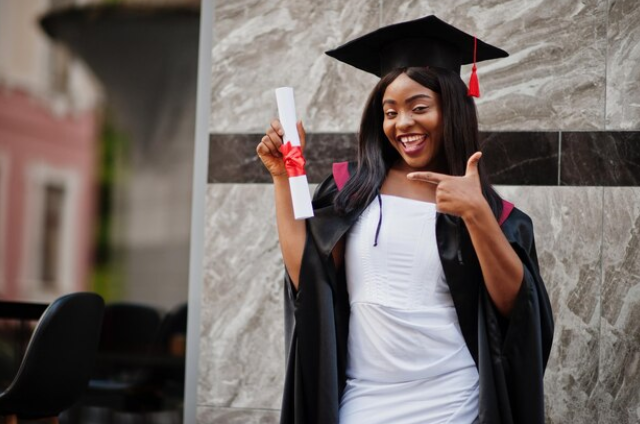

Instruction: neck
[391,157,448,174]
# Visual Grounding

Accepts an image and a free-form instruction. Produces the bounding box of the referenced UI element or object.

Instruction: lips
[397,134,427,155]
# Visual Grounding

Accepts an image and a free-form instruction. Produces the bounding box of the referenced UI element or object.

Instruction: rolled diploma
[275,87,314,220]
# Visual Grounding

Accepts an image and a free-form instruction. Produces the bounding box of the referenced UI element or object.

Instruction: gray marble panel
[381,0,607,131]
[210,0,379,133]
[606,0,640,130]
[197,406,280,424]
[496,186,603,423]
[599,188,640,423]
[199,184,286,409]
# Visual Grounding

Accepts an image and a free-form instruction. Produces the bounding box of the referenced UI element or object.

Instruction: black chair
[155,303,187,358]
[98,303,162,357]
[85,303,163,413]
[150,303,187,402]
[0,292,105,424]
[93,302,163,384]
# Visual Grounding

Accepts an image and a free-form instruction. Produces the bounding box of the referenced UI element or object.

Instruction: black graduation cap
[325,15,508,96]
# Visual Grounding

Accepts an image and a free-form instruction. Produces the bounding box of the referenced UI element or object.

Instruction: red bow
[280,142,306,177]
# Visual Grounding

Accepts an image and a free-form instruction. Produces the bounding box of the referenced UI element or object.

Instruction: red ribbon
[280,142,306,177]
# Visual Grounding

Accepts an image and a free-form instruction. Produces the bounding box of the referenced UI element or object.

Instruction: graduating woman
[256,15,554,424]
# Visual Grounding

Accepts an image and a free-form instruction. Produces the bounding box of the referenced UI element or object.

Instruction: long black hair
[334,66,503,220]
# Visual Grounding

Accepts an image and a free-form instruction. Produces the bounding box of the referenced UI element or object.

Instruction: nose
[397,112,414,131]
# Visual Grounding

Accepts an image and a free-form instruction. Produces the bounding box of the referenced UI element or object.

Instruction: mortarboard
[325,15,508,97]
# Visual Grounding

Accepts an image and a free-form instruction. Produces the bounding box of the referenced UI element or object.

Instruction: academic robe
[280,161,554,424]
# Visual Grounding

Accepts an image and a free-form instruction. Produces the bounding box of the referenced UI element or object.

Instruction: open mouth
[397,134,427,154]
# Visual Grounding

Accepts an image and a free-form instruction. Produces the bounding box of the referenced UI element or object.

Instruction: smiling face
[382,72,445,172]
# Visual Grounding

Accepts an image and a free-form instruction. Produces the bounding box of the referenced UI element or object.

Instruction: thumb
[297,120,306,151]
[465,151,482,177]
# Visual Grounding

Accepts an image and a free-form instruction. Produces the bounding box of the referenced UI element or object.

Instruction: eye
[384,110,397,118]
[413,106,429,113]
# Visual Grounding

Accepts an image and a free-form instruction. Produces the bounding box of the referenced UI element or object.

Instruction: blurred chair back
[99,303,162,355]
[0,292,105,420]
[74,302,163,416]
[155,303,187,357]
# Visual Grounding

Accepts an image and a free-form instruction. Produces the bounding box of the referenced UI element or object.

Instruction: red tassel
[468,64,480,97]
[467,36,480,98]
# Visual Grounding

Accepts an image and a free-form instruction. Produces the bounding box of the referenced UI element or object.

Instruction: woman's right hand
[257,120,308,290]
[257,119,306,178]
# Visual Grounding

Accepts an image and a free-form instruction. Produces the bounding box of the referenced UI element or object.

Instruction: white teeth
[398,135,425,145]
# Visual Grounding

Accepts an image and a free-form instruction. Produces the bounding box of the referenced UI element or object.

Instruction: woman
[257,15,553,424]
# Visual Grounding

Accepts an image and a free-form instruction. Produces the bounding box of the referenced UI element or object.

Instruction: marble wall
[200,0,640,423]
[497,187,603,424]
[600,188,640,423]
[210,0,640,133]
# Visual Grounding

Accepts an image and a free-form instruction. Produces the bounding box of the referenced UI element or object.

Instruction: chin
[401,156,435,171]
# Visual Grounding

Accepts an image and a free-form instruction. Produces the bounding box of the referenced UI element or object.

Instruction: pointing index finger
[407,171,448,184]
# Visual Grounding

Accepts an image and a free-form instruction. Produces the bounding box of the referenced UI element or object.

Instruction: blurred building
[0,0,101,302]
[0,0,200,309]
[0,1,199,422]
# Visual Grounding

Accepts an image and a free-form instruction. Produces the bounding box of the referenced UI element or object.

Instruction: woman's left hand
[407,152,488,220]
[409,151,524,316]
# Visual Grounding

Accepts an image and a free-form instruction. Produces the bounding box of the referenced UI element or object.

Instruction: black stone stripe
[480,132,559,185]
[209,131,640,186]
[560,132,640,186]
[208,133,357,183]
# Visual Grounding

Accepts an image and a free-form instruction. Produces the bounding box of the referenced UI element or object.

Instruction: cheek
[382,120,394,141]
[429,116,444,142]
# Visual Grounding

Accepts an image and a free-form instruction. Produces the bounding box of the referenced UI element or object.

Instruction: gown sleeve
[280,173,344,424]
[477,207,554,424]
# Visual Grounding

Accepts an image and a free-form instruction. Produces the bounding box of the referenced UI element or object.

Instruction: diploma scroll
[275,87,314,220]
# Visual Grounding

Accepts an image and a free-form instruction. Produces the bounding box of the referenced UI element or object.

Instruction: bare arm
[407,152,523,316]
[257,120,307,290]
[460,199,523,315]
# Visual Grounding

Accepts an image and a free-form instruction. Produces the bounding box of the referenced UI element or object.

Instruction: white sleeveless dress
[339,195,479,424]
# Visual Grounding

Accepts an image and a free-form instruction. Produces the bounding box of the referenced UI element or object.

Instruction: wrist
[461,198,493,226]
[272,172,289,183]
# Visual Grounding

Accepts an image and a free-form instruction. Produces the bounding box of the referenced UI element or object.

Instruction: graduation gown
[280,162,554,424]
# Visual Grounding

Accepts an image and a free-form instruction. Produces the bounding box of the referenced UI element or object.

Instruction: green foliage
[90,112,128,302]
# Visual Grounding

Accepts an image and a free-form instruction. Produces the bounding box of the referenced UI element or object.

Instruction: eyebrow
[382,93,433,106]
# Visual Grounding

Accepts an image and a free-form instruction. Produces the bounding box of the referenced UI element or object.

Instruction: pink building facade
[0,87,98,301]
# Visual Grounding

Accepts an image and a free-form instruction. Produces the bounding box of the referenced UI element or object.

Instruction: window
[40,183,65,289]
[22,162,78,299]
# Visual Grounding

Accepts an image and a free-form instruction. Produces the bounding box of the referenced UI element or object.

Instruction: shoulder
[312,172,338,208]
[496,198,533,229]
[502,204,534,229]
[500,202,535,250]
[332,162,351,191]
[312,161,357,206]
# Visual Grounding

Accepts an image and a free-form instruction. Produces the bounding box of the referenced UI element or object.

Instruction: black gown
[280,161,554,424]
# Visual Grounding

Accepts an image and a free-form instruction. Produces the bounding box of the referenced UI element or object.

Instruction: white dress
[339,195,479,424]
